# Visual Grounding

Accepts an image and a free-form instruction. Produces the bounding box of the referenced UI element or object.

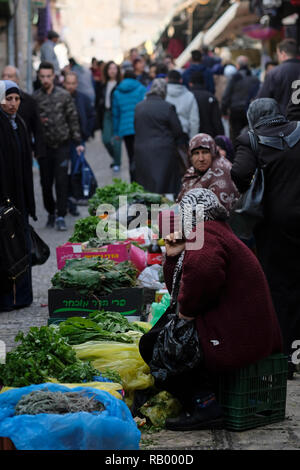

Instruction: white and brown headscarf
[170,188,228,310]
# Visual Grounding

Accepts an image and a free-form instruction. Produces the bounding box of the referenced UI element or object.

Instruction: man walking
[221,56,260,142]
[40,30,61,79]
[34,61,83,231]
[63,71,96,213]
[189,71,224,137]
[166,70,199,141]
[257,39,300,114]
[182,50,215,94]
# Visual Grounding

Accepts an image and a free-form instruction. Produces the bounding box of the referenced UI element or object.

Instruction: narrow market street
[0,133,299,451]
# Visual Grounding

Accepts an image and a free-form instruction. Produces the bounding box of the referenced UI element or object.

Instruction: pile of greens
[88,311,148,334]
[51,257,138,295]
[0,326,100,387]
[68,215,126,244]
[68,216,101,243]
[58,311,149,346]
[88,179,147,216]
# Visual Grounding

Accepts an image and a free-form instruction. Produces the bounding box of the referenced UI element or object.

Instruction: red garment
[163,221,283,373]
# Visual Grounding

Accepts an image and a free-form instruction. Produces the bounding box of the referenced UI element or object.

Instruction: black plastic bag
[148,313,203,385]
[29,225,50,266]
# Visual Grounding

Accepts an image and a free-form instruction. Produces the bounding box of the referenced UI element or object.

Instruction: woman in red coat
[139,188,283,431]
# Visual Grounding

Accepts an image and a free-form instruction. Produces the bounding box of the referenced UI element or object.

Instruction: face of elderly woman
[191,148,212,173]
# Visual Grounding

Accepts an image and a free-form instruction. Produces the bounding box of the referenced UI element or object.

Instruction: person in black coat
[2,65,46,160]
[189,71,224,137]
[257,39,300,115]
[0,80,36,312]
[134,78,184,197]
[231,97,300,379]
[221,56,260,143]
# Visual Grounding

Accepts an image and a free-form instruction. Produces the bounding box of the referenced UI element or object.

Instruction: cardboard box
[48,287,144,318]
[56,242,147,272]
[56,242,131,270]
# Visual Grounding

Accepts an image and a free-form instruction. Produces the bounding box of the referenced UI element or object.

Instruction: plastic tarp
[0,383,140,450]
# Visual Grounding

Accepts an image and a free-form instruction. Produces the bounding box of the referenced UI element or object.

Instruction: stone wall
[59,0,180,64]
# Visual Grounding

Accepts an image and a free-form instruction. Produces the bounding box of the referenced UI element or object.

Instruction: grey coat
[134,95,183,194]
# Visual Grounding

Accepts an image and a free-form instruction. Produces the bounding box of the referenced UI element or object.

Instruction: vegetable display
[88,179,147,216]
[0,327,99,387]
[68,215,126,244]
[51,257,138,294]
[58,311,149,346]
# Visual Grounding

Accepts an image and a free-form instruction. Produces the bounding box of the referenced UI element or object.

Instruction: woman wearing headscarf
[139,187,282,431]
[0,80,36,312]
[231,97,300,379]
[177,133,239,214]
[134,78,184,196]
[214,134,235,163]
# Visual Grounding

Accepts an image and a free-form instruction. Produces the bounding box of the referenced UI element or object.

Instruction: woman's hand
[164,231,185,257]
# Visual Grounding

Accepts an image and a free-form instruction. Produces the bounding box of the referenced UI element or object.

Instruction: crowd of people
[1,29,300,431]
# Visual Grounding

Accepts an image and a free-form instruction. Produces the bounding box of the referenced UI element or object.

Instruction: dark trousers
[39,142,70,218]
[124,134,136,182]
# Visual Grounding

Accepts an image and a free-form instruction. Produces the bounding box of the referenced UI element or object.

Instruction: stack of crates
[217,353,288,431]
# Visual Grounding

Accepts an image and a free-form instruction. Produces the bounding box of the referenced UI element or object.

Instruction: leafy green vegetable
[51,258,138,295]
[68,216,101,243]
[58,317,137,345]
[88,179,147,216]
[88,310,149,334]
[0,327,99,387]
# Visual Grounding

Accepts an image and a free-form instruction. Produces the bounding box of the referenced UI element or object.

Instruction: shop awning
[175,0,258,67]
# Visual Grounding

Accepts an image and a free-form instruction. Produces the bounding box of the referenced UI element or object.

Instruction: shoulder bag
[230,130,265,240]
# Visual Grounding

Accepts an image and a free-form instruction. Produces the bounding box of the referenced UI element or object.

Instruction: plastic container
[217,353,288,431]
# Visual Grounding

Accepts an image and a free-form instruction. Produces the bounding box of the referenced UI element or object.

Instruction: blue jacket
[182,64,215,94]
[112,78,146,137]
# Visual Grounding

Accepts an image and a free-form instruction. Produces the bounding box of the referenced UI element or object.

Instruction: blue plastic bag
[0,383,140,450]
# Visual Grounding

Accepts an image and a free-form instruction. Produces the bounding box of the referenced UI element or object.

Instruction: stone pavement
[0,132,299,450]
[0,132,130,353]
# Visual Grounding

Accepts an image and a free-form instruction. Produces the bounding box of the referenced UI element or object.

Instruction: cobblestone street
[0,131,130,352]
[0,132,299,450]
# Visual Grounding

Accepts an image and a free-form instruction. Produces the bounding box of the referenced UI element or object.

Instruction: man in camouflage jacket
[34,61,84,231]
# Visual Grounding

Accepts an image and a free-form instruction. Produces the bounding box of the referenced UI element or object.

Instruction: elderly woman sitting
[177,133,239,214]
[139,188,283,431]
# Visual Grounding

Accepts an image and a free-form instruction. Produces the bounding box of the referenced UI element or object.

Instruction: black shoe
[46,214,55,228]
[165,396,224,432]
[55,217,67,231]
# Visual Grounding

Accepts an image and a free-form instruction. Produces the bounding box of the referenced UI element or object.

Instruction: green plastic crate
[217,354,288,431]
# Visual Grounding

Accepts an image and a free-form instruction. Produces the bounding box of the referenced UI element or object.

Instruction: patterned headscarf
[170,188,228,309]
[177,133,240,213]
[146,78,167,99]
[188,133,218,159]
